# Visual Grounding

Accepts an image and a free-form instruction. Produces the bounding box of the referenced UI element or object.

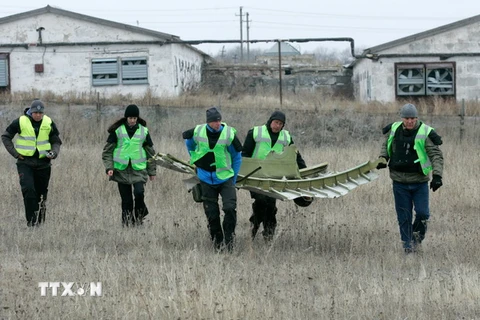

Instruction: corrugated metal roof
[264,42,301,56]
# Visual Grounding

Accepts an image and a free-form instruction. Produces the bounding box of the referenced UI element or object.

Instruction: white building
[0,6,207,98]
[352,14,480,102]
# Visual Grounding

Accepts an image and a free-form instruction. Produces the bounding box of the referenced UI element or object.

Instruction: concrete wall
[202,64,352,97]
[255,54,317,66]
[353,20,480,102]
[0,12,203,98]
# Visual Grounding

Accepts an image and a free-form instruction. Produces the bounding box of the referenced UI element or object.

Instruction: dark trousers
[17,163,51,226]
[200,179,237,250]
[249,192,277,240]
[117,182,149,226]
[393,181,429,249]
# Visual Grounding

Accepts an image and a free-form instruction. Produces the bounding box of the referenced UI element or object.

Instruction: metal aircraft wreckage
[152,146,386,206]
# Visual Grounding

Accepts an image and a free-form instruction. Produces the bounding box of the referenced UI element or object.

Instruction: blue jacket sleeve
[228,144,242,184]
[185,138,196,154]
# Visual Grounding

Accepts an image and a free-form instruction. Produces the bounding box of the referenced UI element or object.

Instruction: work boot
[262,221,275,242]
[213,237,224,252]
[250,221,260,240]
[262,208,277,242]
[133,208,146,226]
[251,202,266,240]
[38,203,46,225]
[413,232,422,245]
[413,219,428,245]
[122,210,134,227]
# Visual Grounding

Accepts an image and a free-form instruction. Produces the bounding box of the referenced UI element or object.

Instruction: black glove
[46,151,57,159]
[376,157,388,170]
[430,174,443,192]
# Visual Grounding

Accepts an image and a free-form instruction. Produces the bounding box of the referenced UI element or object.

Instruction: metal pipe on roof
[359,52,480,61]
[174,37,357,58]
[0,41,168,48]
[0,37,358,58]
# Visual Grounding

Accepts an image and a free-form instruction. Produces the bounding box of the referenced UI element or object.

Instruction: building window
[92,57,148,86]
[121,58,148,84]
[92,59,118,86]
[0,54,8,87]
[396,62,455,97]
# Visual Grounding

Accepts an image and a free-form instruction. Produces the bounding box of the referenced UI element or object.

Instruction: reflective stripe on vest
[387,121,433,175]
[113,124,148,171]
[15,115,52,158]
[252,125,291,159]
[190,124,235,180]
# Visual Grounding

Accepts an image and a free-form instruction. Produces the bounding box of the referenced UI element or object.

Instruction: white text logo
[38,282,102,297]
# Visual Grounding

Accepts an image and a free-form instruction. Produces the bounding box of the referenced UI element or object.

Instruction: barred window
[92,57,148,86]
[92,59,118,86]
[0,54,8,87]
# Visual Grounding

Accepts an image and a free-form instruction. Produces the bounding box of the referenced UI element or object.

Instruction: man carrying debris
[182,107,242,252]
[377,103,444,253]
[242,110,307,241]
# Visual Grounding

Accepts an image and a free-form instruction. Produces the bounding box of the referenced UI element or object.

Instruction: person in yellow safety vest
[377,103,444,254]
[242,111,307,241]
[102,104,156,226]
[182,107,243,252]
[1,99,62,227]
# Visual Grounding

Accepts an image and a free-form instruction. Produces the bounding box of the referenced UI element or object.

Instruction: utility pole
[220,45,226,59]
[246,12,250,63]
[278,40,283,106]
[236,7,244,62]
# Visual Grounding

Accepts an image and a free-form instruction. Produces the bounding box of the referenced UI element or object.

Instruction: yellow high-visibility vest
[252,125,291,159]
[113,124,148,171]
[190,124,235,180]
[15,115,52,158]
[387,121,433,175]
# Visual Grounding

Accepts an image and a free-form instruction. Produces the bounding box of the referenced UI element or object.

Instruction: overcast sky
[1,1,477,56]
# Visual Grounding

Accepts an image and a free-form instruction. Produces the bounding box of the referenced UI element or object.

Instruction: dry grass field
[1,95,480,319]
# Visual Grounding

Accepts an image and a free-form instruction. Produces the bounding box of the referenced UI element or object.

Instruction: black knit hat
[124,104,140,118]
[206,107,222,122]
[30,99,45,113]
[269,110,286,123]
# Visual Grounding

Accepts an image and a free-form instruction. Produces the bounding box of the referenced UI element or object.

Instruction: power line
[0,6,471,21]
[245,7,470,21]
[135,20,237,24]
[252,21,422,32]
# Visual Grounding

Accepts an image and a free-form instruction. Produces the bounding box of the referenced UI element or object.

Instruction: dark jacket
[1,114,62,169]
[379,120,444,183]
[102,118,156,184]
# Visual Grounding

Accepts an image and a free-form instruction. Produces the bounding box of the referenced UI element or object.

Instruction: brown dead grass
[1,95,480,319]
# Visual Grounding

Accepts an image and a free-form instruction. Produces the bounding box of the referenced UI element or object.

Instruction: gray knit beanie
[400,103,418,118]
[30,99,45,113]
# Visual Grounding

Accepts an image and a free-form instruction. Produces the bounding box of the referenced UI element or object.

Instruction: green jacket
[102,142,156,184]
[380,120,443,183]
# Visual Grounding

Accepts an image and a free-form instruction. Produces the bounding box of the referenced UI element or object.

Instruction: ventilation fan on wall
[397,68,425,95]
[426,67,454,95]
